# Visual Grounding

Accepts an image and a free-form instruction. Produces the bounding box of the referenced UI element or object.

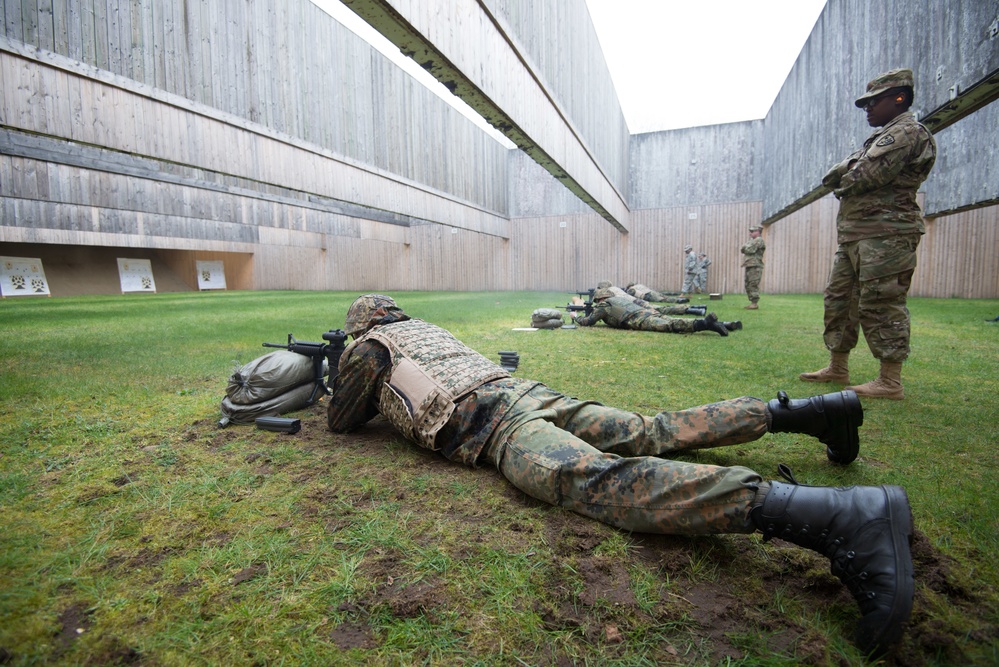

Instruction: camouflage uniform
[820,110,936,362]
[328,318,768,535]
[626,282,685,304]
[574,295,697,333]
[681,247,699,294]
[695,255,711,293]
[741,233,766,305]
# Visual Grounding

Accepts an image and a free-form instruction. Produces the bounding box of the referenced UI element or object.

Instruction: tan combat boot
[846,361,904,400]
[799,352,851,383]
[744,302,759,310]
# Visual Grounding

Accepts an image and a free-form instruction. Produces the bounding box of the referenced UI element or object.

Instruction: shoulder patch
[875,134,895,147]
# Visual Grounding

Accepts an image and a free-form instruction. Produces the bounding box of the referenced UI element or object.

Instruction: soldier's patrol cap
[854,68,914,108]
[684,244,693,252]
[749,224,763,232]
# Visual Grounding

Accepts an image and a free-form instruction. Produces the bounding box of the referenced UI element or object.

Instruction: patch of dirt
[231,564,267,585]
[52,602,92,659]
[329,623,377,650]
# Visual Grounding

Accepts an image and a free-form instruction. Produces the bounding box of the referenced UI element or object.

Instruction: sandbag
[226,350,327,405]
[218,382,317,428]
[531,308,564,330]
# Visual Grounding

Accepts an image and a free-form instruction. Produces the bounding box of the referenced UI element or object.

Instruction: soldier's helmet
[593,287,615,301]
[855,68,914,108]
[344,293,403,336]
[684,244,693,252]
[596,280,613,289]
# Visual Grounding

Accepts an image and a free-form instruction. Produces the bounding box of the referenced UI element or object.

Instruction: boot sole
[856,486,914,657]
[799,374,850,383]
[825,390,862,465]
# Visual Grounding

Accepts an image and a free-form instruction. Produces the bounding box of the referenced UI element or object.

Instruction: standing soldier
[680,245,698,295]
[696,253,712,294]
[741,225,766,309]
[799,68,936,400]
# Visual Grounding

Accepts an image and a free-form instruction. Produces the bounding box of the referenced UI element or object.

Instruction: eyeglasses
[863,91,895,110]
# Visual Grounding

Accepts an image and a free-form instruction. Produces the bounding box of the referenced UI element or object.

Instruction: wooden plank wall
[507,199,999,299]
[916,207,999,299]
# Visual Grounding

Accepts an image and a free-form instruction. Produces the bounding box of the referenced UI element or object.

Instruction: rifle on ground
[263,329,347,405]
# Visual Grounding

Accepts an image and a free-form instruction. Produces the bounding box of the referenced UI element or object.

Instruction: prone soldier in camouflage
[741,225,766,309]
[801,68,936,400]
[601,280,707,317]
[573,289,732,335]
[327,294,917,658]
[625,281,688,304]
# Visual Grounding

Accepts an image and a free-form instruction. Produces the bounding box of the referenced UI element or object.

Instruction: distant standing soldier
[799,68,936,400]
[680,245,698,295]
[696,253,712,293]
[625,282,688,304]
[741,225,766,309]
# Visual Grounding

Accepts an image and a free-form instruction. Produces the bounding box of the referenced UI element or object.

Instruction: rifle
[565,289,595,317]
[263,329,347,405]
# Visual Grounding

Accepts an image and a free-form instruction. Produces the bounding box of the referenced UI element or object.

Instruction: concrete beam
[340,0,630,233]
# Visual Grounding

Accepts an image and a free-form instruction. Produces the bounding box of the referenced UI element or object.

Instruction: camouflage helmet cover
[596,280,613,289]
[593,287,615,301]
[854,68,914,108]
[344,293,402,336]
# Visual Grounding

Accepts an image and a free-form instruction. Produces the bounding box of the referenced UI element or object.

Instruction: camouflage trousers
[626,312,695,333]
[822,234,920,363]
[482,384,767,535]
[656,304,691,316]
[681,273,699,294]
[744,266,763,303]
[644,291,684,303]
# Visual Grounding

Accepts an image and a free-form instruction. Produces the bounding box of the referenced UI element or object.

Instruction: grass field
[1,290,997,666]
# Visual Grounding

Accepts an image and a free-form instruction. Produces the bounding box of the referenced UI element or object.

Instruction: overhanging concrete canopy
[341,0,630,233]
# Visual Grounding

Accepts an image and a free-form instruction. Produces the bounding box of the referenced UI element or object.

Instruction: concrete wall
[0,0,510,228]
[342,0,631,231]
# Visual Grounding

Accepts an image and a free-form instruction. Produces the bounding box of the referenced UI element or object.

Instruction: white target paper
[117,258,157,293]
[196,260,227,290]
[0,256,51,296]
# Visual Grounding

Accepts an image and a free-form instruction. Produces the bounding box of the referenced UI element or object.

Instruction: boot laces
[770,465,880,610]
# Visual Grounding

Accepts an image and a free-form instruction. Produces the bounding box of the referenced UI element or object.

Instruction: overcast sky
[312,0,827,138]
[586,0,828,132]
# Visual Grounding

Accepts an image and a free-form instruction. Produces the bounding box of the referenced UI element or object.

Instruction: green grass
[1,290,998,666]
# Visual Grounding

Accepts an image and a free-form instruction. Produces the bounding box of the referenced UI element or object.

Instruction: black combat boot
[723,320,742,331]
[767,390,862,464]
[685,305,708,316]
[751,466,914,658]
[676,297,689,304]
[692,312,728,336]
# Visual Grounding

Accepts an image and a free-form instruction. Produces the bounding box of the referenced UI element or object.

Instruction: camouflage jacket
[328,319,515,460]
[684,252,698,275]
[822,112,936,243]
[575,295,652,328]
[740,237,766,267]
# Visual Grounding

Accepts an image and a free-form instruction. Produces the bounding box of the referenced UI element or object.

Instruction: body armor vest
[354,319,510,450]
